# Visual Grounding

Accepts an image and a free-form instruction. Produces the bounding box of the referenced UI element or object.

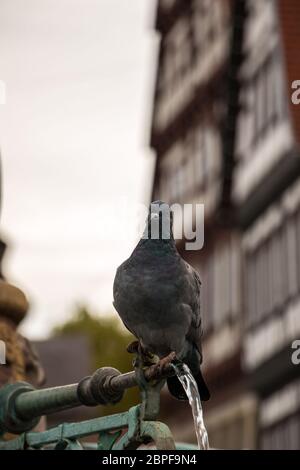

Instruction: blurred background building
[150,0,300,449]
[1,0,300,451]
[238,0,300,450]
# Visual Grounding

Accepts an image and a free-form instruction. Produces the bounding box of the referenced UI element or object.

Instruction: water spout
[172,363,209,450]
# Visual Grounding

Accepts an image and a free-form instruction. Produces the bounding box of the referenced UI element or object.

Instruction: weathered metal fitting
[0,382,39,434]
[77,376,98,406]
[89,367,124,405]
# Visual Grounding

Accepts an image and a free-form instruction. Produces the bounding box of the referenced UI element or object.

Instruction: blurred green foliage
[53,305,139,416]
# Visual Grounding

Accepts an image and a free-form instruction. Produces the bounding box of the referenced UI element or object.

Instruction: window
[156,1,229,132]
[261,415,300,450]
[162,18,192,90]
[249,50,287,148]
[237,46,288,162]
[295,209,300,292]
[159,143,182,203]
[193,126,221,192]
[196,235,241,334]
[212,236,241,329]
[254,67,266,139]
[270,230,284,309]
[162,17,192,97]
[180,133,196,202]
[246,255,256,328]
[208,396,257,449]
[158,123,222,204]
[155,17,193,130]
[236,87,255,161]
[194,130,206,189]
[160,0,176,10]
[245,215,300,329]
[192,0,226,54]
[285,217,298,299]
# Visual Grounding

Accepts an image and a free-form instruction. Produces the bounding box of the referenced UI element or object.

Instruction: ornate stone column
[0,239,45,388]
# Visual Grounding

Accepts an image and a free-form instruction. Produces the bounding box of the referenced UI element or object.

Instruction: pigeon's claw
[159,351,176,371]
[127,340,157,366]
[150,351,176,379]
[126,340,140,354]
[140,347,157,366]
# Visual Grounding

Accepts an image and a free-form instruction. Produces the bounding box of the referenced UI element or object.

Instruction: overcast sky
[0,0,158,338]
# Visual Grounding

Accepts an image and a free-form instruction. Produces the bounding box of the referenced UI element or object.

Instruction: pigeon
[113,201,210,401]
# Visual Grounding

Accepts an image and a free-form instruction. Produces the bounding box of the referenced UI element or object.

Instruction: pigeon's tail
[167,368,210,401]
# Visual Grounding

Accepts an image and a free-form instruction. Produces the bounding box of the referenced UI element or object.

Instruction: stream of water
[173,363,210,450]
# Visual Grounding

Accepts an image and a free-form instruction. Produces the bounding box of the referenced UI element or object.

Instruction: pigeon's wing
[113,300,136,337]
[183,261,203,354]
[113,263,136,337]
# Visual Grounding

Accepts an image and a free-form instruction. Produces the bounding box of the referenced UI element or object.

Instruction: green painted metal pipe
[14,364,174,422]
[0,359,176,434]
[13,369,138,421]
[15,384,79,420]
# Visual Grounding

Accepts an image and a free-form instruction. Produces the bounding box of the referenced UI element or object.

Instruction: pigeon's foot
[139,345,157,367]
[126,340,140,354]
[127,340,157,366]
[149,351,176,379]
[141,349,157,367]
[159,351,176,370]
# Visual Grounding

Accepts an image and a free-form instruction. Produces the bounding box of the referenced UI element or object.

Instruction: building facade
[235,0,300,449]
[150,0,256,449]
[150,0,300,449]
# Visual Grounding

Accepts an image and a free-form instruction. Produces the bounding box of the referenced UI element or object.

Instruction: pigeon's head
[143,200,174,241]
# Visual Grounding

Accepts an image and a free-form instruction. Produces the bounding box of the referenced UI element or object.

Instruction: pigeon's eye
[151,213,159,220]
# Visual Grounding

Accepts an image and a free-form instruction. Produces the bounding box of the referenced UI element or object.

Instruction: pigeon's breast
[113,257,190,356]
[115,258,182,312]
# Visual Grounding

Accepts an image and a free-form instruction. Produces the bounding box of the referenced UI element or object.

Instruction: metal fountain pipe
[14,383,80,421]
[16,362,176,419]
[0,358,176,434]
